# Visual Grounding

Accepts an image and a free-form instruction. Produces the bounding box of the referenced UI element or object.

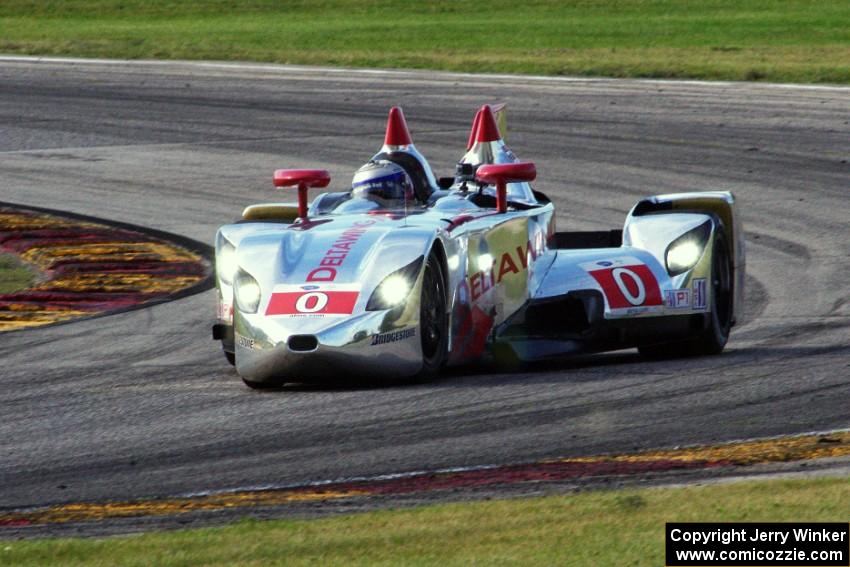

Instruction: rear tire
[639,227,733,358]
[416,252,448,378]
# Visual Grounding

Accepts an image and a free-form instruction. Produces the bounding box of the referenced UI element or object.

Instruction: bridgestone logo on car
[370,328,416,346]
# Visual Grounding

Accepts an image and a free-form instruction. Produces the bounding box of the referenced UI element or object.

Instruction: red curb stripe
[3,428,848,527]
[298,459,726,496]
[0,519,33,527]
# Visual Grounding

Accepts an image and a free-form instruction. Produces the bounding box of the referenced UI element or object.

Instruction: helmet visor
[351,170,413,208]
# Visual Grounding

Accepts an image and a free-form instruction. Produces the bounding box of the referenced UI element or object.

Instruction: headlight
[216,233,238,285]
[377,275,411,305]
[665,221,712,276]
[234,270,261,313]
[366,255,424,311]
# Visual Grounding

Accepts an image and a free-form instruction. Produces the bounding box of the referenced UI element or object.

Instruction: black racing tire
[639,226,733,358]
[690,230,733,355]
[224,349,235,366]
[416,251,449,379]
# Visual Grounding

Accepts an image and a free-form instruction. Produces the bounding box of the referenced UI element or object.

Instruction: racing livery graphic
[265,283,361,317]
[213,104,745,387]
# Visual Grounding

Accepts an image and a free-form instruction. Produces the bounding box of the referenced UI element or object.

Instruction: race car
[212,104,745,388]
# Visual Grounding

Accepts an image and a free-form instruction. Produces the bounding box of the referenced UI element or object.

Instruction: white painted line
[1,55,849,92]
[182,463,504,498]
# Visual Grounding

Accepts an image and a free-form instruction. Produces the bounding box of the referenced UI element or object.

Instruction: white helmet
[351,160,414,208]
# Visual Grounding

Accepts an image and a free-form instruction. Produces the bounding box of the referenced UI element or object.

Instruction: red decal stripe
[589,264,662,309]
[266,291,358,316]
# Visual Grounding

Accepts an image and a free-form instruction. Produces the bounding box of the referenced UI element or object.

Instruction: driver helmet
[351,160,414,208]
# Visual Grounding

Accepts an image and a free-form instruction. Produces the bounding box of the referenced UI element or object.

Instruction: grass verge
[1,1,849,83]
[0,254,37,294]
[4,476,850,566]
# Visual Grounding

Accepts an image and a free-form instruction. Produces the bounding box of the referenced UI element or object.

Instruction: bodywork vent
[502,290,604,339]
[288,335,318,352]
[525,295,590,335]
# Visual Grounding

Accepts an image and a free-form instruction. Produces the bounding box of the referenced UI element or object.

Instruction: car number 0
[611,267,646,306]
[295,291,328,313]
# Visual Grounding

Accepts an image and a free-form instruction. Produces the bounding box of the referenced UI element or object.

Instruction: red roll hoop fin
[466,110,482,150]
[474,104,502,143]
[467,103,507,149]
[384,106,413,146]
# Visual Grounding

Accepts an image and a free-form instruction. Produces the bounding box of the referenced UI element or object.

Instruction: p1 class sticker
[584,259,662,309]
[266,283,360,317]
[692,278,708,310]
[665,289,691,309]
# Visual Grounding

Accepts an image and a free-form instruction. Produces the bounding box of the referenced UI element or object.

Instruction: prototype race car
[213,104,745,388]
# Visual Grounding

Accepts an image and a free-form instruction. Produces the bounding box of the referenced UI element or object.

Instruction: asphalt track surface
[1,59,848,513]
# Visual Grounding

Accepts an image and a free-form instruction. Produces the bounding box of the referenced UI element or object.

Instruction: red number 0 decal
[588,264,662,309]
[266,290,358,316]
[295,292,329,313]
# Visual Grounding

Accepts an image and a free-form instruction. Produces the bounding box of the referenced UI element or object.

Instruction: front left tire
[417,251,448,378]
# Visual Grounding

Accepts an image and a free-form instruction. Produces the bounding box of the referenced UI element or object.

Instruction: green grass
[1,1,849,83]
[0,254,37,294]
[4,476,850,566]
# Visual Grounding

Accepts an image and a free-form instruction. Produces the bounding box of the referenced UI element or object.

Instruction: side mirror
[273,169,331,219]
[475,162,536,213]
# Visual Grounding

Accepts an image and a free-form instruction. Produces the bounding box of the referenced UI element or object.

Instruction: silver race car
[213,105,745,388]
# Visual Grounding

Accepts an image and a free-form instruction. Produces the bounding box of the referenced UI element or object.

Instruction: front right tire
[690,230,733,354]
[639,226,733,358]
